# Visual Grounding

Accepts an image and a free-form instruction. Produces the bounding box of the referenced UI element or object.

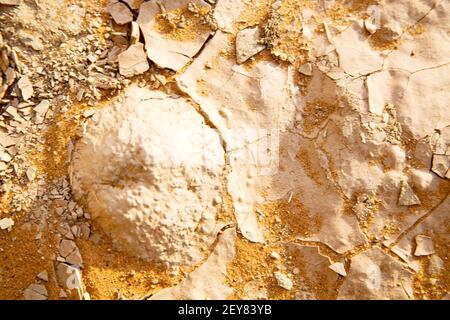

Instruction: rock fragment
[414,235,435,256]
[37,271,49,282]
[298,63,313,76]
[235,27,266,64]
[82,109,96,118]
[18,30,44,51]
[270,251,281,260]
[274,271,293,290]
[59,239,83,266]
[0,84,7,100]
[130,21,140,45]
[0,134,16,148]
[56,263,85,299]
[65,249,83,266]
[329,262,347,277]
[398,181,420,206]
[118,43,149,77]
[23,284,48,300]
[0,0,21,5]
[59,289,68,298]
[0,218,14,230]
[34,100,50,116]
[106,2,133,25]
[364,17,378,34]
[17,75,33,101]
[59,239,77,258]
[431,154,450,179]
[5,67,15,85]
[26,166,36,182]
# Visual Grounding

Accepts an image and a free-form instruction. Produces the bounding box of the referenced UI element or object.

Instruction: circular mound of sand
[69,86,225,267]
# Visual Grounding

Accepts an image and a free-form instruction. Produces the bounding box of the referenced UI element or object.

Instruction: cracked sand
[0,0,448,300]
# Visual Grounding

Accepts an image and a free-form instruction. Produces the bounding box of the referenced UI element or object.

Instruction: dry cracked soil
[0,0,449,300]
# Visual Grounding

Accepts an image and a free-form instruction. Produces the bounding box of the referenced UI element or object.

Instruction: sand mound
[69,86,225,267]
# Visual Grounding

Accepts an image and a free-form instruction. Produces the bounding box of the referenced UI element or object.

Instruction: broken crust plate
[366,64,450,139]
[150,228,236,300]
[334,22,383,77]
[176,30,369,250]
[235,26,266,64]
[137,0,212,71]
[212,0,246,33]
[382,0,450,72]
[177,30,298,243]
[285,244,340,299]
[388,195,449,272]
[118,43,150,77]
[338,247,414,300]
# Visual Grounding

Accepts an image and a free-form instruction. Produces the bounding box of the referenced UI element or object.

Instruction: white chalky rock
[106,2,133,25]
[23,284,48,300]
[274,271,293,290]
[70,86,225,267]
[398,180,421,206]
[414,235,435,256]
[0,218,14,230]
[118,43,150,77]
[235,26,266,64]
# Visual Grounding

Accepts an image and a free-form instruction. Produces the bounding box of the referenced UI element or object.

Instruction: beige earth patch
[0,0,448,301]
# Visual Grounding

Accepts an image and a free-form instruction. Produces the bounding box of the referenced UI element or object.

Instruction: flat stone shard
[56,263,84,298]
[0,218,14,230]
[0,0,21,5]
[414,235,435,256]
[329,262,346,277]
[274,272,293,290]
[18,30,44,51]
[23,284,48,300]
[398,181,421,206]
[130,21,140,45]
[298,63,313,76]
[338,248,414,300]
[34,99,50,119]
[431,154,450,179]
[26,167,36,182]
[59,239,77,258]
[137,0,212,71]
[334,23,383,76]
[0,134,16,148]
[118,43,149,77]
[17,75,33,101]
[107,2,133,25]
[235,27,266,64]
[70,86,225,267]
[150,228,236,299]
[37,271,49,282]
[389,196,449,272]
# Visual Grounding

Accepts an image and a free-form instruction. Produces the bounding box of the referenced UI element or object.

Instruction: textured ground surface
[0,0,448,300]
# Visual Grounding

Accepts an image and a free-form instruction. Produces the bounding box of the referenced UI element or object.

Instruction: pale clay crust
[59,0,450,299]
